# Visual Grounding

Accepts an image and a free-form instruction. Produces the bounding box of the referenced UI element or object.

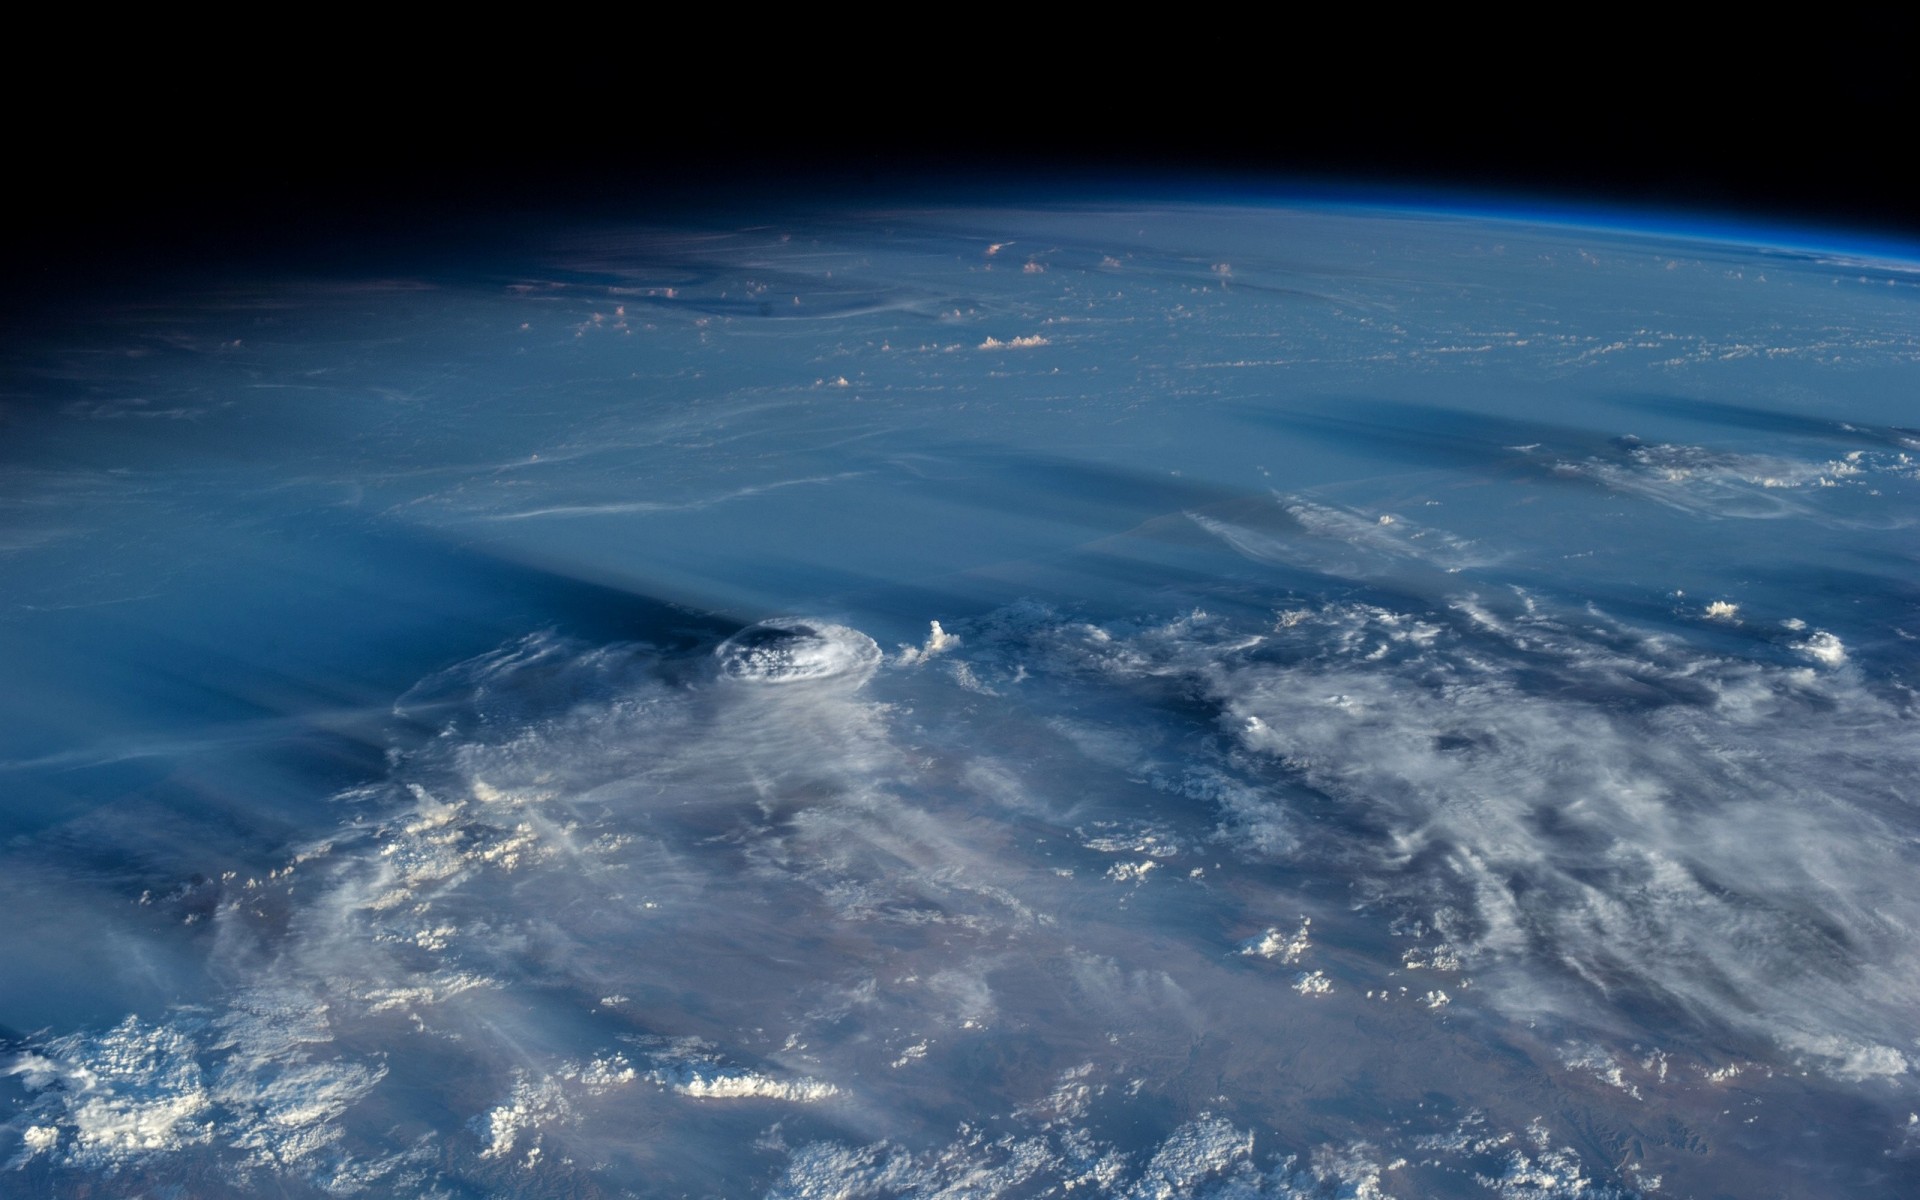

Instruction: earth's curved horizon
[2,193,1917,1198]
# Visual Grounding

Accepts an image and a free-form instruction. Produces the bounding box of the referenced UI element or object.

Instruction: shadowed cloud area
[2,200,1918,1199]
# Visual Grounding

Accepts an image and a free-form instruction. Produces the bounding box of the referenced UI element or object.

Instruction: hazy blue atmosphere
[3,199,1918,1197]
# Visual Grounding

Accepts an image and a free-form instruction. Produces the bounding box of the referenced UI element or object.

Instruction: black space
[5,24,1914,315]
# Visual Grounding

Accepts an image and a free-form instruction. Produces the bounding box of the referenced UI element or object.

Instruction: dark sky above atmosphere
[5,22,1913,310]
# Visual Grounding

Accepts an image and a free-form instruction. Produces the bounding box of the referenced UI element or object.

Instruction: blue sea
[3,198,1918,1197]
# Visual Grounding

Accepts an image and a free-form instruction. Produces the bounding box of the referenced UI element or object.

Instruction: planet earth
[2,196,1918,1198]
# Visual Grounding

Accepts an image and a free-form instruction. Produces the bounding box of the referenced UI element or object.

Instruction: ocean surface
[3,199,1918,1197]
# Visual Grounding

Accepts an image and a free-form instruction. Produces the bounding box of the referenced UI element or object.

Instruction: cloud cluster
[6,577,1915,1195]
